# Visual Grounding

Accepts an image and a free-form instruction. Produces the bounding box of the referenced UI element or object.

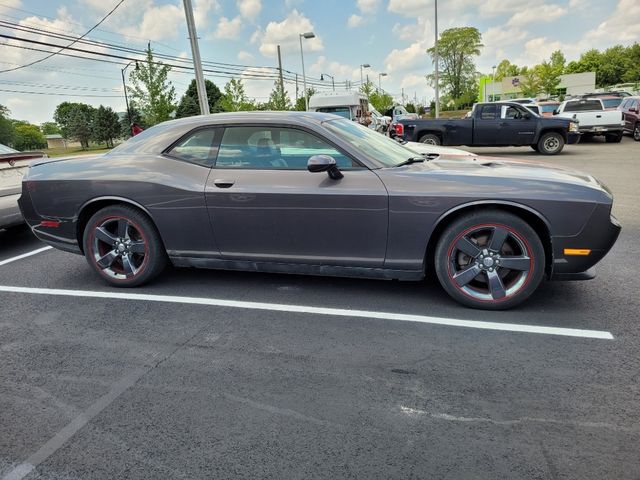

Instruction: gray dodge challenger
[18,112,621,309]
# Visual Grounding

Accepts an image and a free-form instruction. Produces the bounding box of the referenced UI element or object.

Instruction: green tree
[405,103,416,113]
[176,79,224,118]
[266,79,292,110]
[368,90,394,113]
[622,43,640,83]
[0,104,14,146]
[294,87,316,111]
[427,27,483,99]
[67,104,95,148]
[53,101,85,139]
[12,122,46,150]
[537,60,562,96]
[120,104,146,138]
[494,59,519,81]
[518,69,541,98]
[92,105,120,147]
[129,45,176,125]
[220,78,256,111]
[550,50,566,73]
[359,79,375,98]
[40,122,60,135]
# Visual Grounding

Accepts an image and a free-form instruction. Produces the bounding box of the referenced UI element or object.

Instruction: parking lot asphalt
[1,136,639,479]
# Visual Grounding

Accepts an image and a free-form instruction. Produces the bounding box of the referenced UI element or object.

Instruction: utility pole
[182,0,209,115]
[295,73,299,103]
[277,45,285,106]
[434,0,440,118]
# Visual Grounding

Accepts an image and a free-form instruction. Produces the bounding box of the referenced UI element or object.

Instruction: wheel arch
[424,200,553,278]
[416,129,443,143]
[537,127,568,142]
[75,196,156,254]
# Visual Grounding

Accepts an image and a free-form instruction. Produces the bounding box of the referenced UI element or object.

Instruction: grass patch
[44,145,112,158]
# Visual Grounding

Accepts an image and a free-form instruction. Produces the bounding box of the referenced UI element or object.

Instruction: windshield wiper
[394,156,426,167]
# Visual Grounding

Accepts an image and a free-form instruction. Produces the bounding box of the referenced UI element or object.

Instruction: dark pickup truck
[394,102,581,155]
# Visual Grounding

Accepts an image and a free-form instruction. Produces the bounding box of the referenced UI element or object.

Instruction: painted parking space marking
[0,246,52,267]
[0,285,614,339]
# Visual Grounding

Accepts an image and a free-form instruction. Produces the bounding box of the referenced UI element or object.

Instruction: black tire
[634,123,640,142]
[530,144,539,152]
[82,205,167,287]
[434,210,545,310]
[605,132,623,143]
[537,132,565,155]
[419,133,441,145]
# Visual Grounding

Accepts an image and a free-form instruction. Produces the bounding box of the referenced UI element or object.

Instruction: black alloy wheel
[83,205,166,287]
[435,211,545,310]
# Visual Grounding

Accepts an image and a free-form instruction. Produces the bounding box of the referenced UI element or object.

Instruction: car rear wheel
[634,123,640,142]
[82,205,167,287]
[537,132,564,155]
[419,133,441,145]
[434,211,545,310]
[605,132,623,143]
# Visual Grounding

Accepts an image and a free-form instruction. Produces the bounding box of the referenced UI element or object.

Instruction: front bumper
[567,132,581,144]
[550,203,621,280]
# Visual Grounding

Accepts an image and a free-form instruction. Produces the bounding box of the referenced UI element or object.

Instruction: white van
[308,90,369,122]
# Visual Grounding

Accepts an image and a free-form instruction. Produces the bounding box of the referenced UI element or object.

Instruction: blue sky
[0,0,637,123]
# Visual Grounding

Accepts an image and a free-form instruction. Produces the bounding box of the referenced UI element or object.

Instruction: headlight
[569,122,579,132]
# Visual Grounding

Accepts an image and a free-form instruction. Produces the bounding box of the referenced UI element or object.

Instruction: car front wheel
[634,123,640,142]
[537,132,564,155]
[434,211,545,310]
[82,205,167,287]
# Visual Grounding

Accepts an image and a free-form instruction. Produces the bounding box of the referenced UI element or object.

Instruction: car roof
[160,110,341,128]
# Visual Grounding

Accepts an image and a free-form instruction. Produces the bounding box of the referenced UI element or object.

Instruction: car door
[204,125,389,268]
[473,104,500,145]
[498,105,537,145]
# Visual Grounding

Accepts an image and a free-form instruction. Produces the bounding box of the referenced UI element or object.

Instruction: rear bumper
[579,124,624,134]
[549,204,621,280]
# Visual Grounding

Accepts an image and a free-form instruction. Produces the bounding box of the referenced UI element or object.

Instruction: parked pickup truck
[555,98,625,143]
[395,101,580,155]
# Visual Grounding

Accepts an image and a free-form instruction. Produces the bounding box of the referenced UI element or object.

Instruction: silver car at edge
[18,112,620,310]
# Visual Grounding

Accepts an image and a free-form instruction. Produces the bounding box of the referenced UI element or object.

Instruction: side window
[479,104,497,120]
[216,126,358,170]
[166,128,220,167]
[501,105,522,119]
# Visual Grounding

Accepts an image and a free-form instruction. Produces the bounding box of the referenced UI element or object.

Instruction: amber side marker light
[564,248,591,256]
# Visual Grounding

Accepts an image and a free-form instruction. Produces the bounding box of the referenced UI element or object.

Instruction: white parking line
[0,246,52,267]
[0,285,614,339]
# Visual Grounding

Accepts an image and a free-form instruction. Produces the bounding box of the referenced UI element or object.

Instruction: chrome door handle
[214,179,235,188]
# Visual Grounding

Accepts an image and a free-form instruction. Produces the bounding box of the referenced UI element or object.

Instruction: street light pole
[491,65,496,102]
[360,63,370,88]
[121,60,138,135]
[183,0,209,115]
[378,72,387,91]
[434,0,440,118]
[299,32,315,111]
[321,73,335,91]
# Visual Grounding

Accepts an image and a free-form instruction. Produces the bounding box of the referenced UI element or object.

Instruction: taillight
[394,123,404,136]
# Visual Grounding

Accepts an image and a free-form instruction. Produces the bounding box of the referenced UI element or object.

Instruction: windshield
[324,118,418,167]
[0,143,18,154]
[602,98,622,109]
[539,104,558,113]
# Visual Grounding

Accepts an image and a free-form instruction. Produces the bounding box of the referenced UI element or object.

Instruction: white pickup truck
[555,98,625,142]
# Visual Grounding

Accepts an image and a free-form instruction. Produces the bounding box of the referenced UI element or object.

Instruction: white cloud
[238,50,254,61]
[400,73,426,89]
[517,37,564,66]
[385,41,429,73]
[356,0,380,14]
[120,3,183,41]
[347,14,363,28]
[507,4,567,27]
[193,0,220,29]
[588,0,640,44]
[254,9,323,57]
[0,0,21,15]
[237,0,261,21]
[211,16,243,40]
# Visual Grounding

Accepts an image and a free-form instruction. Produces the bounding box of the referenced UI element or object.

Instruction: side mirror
[552,109,559,115]
[307,155,343,179]
[630,107,638,114]
[523,113,531,119]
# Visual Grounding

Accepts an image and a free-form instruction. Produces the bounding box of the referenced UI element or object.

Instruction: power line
[0,88,122,97]
[0,0,125,73]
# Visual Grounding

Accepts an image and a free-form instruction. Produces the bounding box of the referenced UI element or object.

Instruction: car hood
[400,154,611,195]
